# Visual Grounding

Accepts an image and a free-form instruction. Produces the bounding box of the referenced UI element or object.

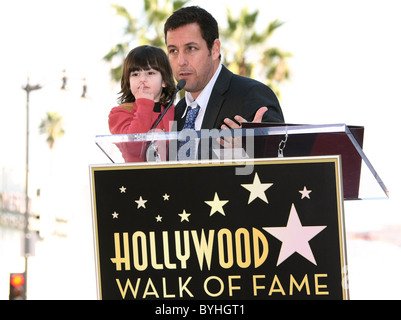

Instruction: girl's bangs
[129,48,160,72]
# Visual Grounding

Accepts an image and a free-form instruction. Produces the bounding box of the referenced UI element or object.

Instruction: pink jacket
[108,98,175,162]
[108,98,174,134]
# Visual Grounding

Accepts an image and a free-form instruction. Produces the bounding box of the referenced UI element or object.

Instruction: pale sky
[0,0,400,299]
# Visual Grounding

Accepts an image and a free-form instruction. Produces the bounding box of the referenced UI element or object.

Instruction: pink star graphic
[263,203,326,266]
[299,186,312,199]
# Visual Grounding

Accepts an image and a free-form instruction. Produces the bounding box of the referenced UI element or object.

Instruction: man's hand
[218,106,268,148]
[221,106,268,129]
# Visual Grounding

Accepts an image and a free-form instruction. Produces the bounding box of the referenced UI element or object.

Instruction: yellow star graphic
[178,209,191,222]
[205,192,229,216]
[241,172,273,204]
[135,196,147,209]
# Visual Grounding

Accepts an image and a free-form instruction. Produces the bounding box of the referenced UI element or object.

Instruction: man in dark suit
[164,6,284,131]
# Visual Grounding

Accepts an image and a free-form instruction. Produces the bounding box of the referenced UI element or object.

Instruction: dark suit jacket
[174,65,284,130]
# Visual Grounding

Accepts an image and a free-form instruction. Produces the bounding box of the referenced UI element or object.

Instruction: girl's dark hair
[164,6,219,53]
[118,45,175,105]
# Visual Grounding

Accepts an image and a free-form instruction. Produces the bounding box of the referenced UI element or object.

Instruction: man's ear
[212,39,221,60]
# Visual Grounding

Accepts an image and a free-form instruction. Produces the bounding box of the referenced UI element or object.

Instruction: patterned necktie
[178,104,200,158]
[182,104,200,130]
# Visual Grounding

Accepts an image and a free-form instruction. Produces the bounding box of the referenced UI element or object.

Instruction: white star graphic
[299,186,312,199]
[163,193,170,201]
[263,203,326,266]
[119,186,126,193]
[241,172,273,204]
[205,192,229,216]
[135,196,147,209]
[155,215,163,222]
[178,210,191,222]
[112,211,119,219]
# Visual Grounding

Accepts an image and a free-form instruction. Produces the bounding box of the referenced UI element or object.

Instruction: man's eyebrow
[184,42,199,47]
[167,41,200,48]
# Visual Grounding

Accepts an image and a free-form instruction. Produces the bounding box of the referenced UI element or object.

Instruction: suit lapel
[201,65,232,129]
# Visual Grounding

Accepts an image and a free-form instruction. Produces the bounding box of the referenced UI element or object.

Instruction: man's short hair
[164,6,219,52]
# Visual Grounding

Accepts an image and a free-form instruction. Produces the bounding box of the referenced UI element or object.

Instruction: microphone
[152,79,186,130]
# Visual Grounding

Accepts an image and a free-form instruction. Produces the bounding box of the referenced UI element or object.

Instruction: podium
[90,124,388,301]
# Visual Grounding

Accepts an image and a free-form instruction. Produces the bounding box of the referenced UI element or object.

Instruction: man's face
[166,22,220,100]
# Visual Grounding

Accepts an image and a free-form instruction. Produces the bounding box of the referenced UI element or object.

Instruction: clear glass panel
[95,123,388,200]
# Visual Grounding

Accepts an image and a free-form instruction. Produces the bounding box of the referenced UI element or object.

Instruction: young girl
[109,45,176,134]
[108,45,176,161]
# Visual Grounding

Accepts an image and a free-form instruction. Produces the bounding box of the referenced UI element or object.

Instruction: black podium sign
[90,156,348,300]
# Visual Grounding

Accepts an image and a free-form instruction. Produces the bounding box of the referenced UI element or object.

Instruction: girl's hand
[134,83,155,101]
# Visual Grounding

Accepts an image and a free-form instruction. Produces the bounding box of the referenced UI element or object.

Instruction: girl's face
[129,67,165,102]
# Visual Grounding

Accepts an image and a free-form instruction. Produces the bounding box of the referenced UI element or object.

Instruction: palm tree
[104,0,189,82]
[142,0,189,47]
[39,112,65,150]
[221,7,291,99]
[103,5,136,82]
[263,46,292,100]
[222,7,261,76]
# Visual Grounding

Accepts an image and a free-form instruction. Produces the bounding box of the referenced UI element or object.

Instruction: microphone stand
[146,80,186,162]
